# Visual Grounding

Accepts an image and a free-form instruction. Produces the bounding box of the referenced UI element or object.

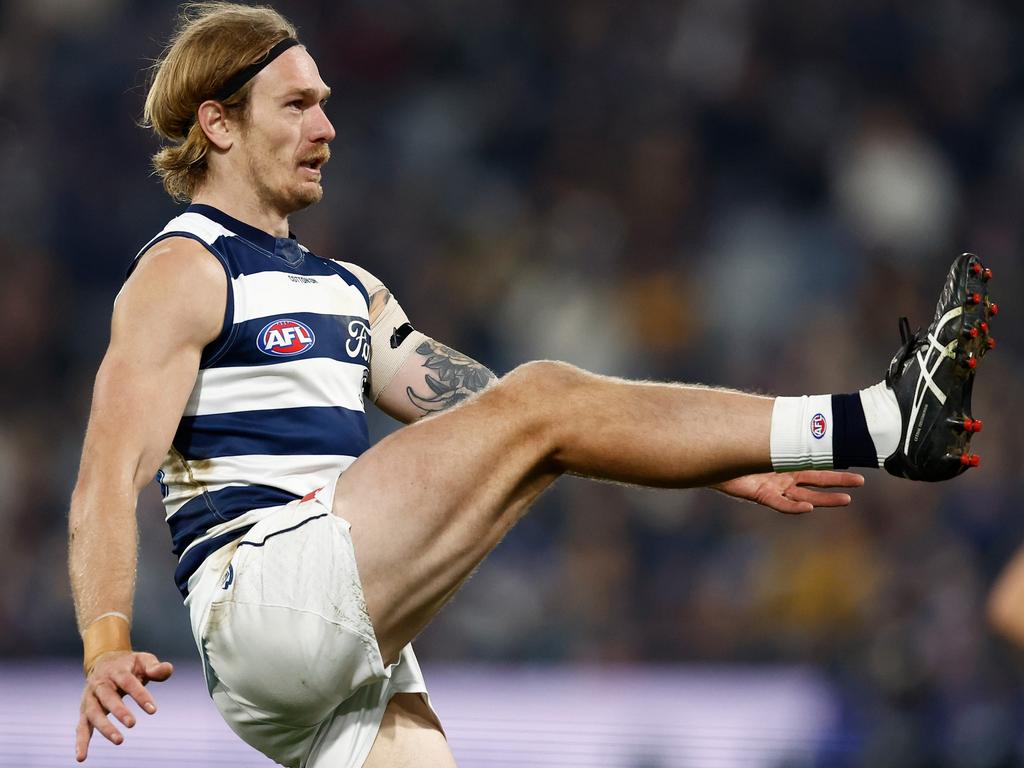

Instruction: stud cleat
[883,253,995,481]
[958,453,981,468]
[959,417,983,433]
[990,302,999,316]
[987,337,996,350]
[984,268,993,281]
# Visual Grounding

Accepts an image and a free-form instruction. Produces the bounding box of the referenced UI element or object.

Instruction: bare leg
[335,361,773,662]
[362,694,455,768]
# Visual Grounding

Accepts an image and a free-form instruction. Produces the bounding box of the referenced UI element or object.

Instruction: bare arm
[988,544,1024,646]
[335,264,496,424]
[69,237,225,760]
[378,334,497,422]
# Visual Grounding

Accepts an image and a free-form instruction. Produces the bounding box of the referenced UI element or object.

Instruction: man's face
[236,47,335,215]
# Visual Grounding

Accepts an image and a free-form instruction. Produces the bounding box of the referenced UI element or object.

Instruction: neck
[192,184,290,239]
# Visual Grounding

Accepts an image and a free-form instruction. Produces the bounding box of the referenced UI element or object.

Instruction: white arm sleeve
[337,261,428,403]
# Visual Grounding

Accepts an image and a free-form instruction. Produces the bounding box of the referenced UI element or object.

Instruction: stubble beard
[248,151,323,217]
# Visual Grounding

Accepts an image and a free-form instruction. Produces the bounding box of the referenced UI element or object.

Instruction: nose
[309,103,335,144]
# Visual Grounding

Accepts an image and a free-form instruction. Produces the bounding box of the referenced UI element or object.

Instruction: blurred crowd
[1,0,1023,764]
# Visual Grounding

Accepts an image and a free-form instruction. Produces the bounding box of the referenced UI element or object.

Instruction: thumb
[145,661,174,681]
[134,653,174,681]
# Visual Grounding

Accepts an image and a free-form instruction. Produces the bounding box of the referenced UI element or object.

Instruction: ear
[196,100,234,151]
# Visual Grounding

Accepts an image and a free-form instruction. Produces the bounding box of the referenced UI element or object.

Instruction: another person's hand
[713,470,865,514]
[75,650,174,762]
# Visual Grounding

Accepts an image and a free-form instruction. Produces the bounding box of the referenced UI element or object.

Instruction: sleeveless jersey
[129,204,372,598]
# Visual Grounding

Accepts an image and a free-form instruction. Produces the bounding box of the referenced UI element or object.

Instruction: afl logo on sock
[810,413,827,439]
[258,318,316,356]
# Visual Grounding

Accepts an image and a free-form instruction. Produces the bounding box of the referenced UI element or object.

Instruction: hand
[713,470,866,515]
[75,650,173,762]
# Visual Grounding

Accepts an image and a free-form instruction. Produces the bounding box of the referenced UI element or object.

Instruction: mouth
[298,151,329,176]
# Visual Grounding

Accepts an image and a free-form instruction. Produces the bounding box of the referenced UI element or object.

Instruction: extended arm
[69,238,225,761]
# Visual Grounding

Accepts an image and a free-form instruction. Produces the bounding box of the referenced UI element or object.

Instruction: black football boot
[883,253,997,481]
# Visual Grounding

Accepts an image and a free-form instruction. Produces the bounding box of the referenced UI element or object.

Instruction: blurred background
[1,0,1023,765]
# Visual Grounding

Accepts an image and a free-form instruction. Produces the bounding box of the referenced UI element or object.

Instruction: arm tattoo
[406,340,497,415]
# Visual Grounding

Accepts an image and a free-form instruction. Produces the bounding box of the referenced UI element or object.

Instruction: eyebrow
[282,86,331,101]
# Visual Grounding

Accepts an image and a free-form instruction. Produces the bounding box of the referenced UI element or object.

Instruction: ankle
[770,383,900,472]
[770,394,834,471]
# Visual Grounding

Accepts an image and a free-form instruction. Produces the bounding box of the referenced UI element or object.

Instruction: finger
[114,670,158,715]
[83,696,124,747]
[75,712,93,762]
[144,661,174,683]
[135,653,174,684]
[764,493,814,515]
[794,470,865,488]
[786,486,853,508]
[93,681,135,729]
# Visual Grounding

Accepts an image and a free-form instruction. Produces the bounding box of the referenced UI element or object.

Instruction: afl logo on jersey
[810,413,827,440]
[257,318,316,357]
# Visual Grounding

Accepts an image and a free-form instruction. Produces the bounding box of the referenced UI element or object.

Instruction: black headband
[214,37,301,102]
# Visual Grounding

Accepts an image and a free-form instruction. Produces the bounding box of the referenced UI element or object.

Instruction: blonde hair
[143,2,297,201]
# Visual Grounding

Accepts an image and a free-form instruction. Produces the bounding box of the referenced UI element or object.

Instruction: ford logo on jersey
[257,318,316,356]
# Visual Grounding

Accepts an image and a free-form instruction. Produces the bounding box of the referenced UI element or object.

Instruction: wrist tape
[82,613,131,676]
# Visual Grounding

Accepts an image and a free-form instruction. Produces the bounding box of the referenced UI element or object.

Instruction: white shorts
[185,491,432,768]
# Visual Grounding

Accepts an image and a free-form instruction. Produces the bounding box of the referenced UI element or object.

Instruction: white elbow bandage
[338,260,428,402]
[367,296,427,402]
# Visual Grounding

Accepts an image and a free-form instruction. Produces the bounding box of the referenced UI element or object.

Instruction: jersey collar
[186,203,305,266]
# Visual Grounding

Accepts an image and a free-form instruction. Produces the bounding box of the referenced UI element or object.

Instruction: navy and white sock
[769,382,900,471]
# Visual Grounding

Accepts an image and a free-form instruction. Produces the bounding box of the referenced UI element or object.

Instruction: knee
[499,360,588,403]
[490,361,588,450]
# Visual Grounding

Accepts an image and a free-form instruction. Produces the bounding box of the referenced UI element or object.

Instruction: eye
[287,100,303,110]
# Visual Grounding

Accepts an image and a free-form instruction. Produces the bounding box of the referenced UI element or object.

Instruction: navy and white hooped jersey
[129,204,372,598]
